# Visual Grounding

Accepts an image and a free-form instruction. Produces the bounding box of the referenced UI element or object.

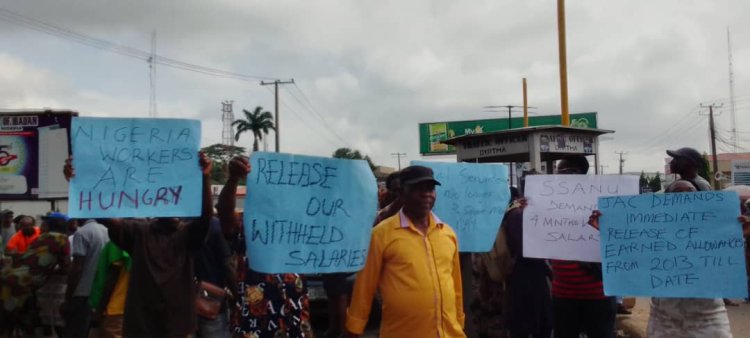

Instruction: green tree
[202,143,247,163]
[232,106,275,152]
[639,171,649,190]
[332,147,376,171]
[648,172,662,192]
[200,143,247,184]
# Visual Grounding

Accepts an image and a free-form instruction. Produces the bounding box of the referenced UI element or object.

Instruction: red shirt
[6,227,41,254]
[550,260,605,299]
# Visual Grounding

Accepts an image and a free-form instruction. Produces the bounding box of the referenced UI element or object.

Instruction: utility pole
[701,103,723,189]
[523,78,529,127]
[260,79,294,152]
[615,151,627,174]
[148,30,157,117]
[391,152,406,170]
[727,28,739,152]
[484,105,536,129]
[599,164,608,174]
[557,0,570,126]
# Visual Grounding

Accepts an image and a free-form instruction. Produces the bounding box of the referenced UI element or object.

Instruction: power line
[263,86,343,149]
[0,7,279,81]
[629,113,705,154]
[627,106,701,152]
[287,83,350,146]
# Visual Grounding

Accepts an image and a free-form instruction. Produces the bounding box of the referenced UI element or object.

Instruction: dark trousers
[552,297,616,338]
[64,296,92,338]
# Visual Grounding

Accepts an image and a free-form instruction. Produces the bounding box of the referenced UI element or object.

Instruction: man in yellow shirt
[345,165,466,338]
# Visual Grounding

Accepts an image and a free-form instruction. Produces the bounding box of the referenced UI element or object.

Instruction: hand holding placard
[599,191,747,298]
[522,175,639,262]
[67,117,202,218]
[244,152,377,274]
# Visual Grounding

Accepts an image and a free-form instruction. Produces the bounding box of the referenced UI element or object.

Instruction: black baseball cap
[666,147,703,166]
[400,165,441,187]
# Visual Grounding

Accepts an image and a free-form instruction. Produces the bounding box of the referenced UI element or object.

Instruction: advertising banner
[418,112,598,155]
[0,112,75,200]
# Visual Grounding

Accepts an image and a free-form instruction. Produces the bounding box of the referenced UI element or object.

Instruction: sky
[0,0,749,174]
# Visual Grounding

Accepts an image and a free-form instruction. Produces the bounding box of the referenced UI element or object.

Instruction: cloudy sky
[1,0,748,174]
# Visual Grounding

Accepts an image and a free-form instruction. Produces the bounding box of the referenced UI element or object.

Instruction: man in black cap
[667,147,712,191]
[345,165,466,338]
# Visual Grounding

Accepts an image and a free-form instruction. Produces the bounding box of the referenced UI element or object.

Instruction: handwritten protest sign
[68,117,201,218]
[599,191,747,298]
[244,152,378,274]
[411,161,510,252]
[523,175,638,262]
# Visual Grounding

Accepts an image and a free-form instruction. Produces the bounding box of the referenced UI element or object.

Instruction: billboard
[418,112,598,155]
[0,111,76,200]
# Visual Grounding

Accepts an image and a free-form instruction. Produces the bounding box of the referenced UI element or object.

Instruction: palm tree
[232,106,275,152]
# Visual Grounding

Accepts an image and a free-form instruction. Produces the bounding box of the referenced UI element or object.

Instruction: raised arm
[217,156,250,239]
[64,157,135,250]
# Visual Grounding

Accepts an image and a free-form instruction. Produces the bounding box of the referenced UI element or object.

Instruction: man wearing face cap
[667,147,712,191]
[345,165,466,338]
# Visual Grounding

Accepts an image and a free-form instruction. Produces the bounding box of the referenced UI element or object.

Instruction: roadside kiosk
[443,125,614,177]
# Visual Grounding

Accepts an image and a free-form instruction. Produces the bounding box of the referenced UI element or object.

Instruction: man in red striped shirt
[550,155,617,338]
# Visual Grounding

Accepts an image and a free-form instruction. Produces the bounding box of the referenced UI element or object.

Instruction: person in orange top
[5,216,40,257]
[345,165,466,338]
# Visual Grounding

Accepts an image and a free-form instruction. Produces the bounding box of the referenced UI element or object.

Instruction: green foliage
[232,106,275,151]
[202,143,247,163]
[648,172,662,192]
[639,171,648,189]
[332,147,376,171]
[201,143,247,185]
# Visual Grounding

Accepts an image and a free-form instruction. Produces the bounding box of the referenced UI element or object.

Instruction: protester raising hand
[228,156,251,178]
[588,210,602,231]
[198,151,212,175]
[63,157,74,182]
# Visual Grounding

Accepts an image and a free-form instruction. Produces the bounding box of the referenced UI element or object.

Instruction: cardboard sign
[599,191,748,298]
[522,175,639,262]
[412,161,510,252]
[244,152,378,274]
[68,117,201,218]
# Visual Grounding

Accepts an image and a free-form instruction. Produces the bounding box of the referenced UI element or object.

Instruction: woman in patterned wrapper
[218,156,314,338]
[0,213,71,336]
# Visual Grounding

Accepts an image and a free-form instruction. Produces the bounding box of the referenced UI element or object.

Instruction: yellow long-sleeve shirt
[346,211,466,338]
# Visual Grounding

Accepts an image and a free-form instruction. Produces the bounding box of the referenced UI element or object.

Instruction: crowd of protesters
[0,146,748,338]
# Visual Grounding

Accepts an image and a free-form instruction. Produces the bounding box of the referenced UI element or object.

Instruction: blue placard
[68,117,202,218]
[599,191,748,298]
[411,161,510,252]
[244,152,378,274]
